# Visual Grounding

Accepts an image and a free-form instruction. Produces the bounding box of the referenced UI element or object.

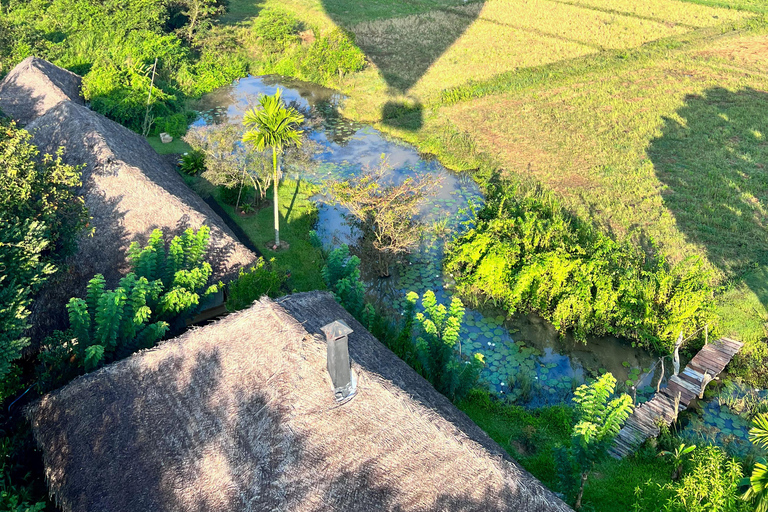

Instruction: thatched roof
[0,57,83,125]
[28,292,572,512]
[2,58,257,340]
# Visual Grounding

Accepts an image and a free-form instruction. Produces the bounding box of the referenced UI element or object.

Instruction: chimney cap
[321,320,353,341]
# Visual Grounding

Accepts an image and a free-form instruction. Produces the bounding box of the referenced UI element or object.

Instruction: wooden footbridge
[610,337,744,459]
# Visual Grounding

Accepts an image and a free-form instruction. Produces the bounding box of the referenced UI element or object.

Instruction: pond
[190,75,668,407]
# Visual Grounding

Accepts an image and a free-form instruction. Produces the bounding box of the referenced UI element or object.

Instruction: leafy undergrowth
[458,389,675,512]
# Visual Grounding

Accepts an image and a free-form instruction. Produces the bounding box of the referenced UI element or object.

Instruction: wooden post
[657,357,665,393]
[672,392,681,423]
[704,324,708,346]
[699,372,712,399]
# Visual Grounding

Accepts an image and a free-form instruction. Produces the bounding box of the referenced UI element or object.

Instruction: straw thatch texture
[28,292,572,512]
[0,57,83,125]
[21,99,256,339]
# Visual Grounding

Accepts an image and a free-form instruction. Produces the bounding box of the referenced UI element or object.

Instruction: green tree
[66,273,168,370]
[242,89,304,247]
[328,161,437,277]
[408,290,484,401]
[745,413,768,512]
[559,373,634,510]
[0,120,86,399]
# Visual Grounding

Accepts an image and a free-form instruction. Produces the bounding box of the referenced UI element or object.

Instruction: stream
[188,75,762,448]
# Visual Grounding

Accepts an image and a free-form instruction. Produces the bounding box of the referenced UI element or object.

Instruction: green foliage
[0,436,46,512]
[127,227,214,319]
[559,373,634,509]
[226,258,285,311]
[322,245,366,317]
[39,226,213,382]
[0,0,245,132]
[446,181,715,352]
[746,413,768,512]
[300,28,366,82]
[179,149,206,175]
[65,273,167,370]
[660,446,752,512]
[410,290,484,401]
[0,120,86,399]
[252,9,301,52]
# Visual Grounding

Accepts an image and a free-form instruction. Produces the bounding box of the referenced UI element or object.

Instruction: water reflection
[190,74,659,406]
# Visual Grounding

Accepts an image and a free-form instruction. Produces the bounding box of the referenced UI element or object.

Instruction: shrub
[409,290,484,401]
[252,9,301,52]
[0,120,86,400]
[301,28,366,82]
[155,112,190,137]
[38,227,217,383]
[446,181,714,352]
[322,245,366,317]
[226,258,285,311]
[557,373,634,510]
[664,446,752,512]
[179,149,206,175]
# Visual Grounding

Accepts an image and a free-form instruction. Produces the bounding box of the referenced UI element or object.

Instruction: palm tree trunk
[272,147,280,245]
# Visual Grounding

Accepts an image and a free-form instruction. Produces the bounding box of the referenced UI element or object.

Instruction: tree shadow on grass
[649,86,768,305]
[320,0,486,130]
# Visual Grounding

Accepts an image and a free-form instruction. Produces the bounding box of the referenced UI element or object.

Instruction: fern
[561,372,634,509]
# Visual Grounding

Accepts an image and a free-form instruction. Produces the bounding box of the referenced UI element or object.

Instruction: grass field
[216,0,768,362]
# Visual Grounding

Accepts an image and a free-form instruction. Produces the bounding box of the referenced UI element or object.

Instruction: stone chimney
[321,320,357,401]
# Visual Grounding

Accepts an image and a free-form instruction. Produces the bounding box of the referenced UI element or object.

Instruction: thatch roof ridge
[24,99,256,340]
[28,291,572,512]
[0,56,83,125]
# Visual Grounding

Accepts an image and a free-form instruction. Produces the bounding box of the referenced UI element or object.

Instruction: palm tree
[745,413,768,512]
[242,89,304,247]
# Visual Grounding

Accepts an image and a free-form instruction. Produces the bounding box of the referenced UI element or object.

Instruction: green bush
[322,245,366,317]
[409,290,484,401]
[155,112,190,138]
[0,120,86,400]
[252,9,301,52]
[38,227,217,383]
[226,258,285,311]
[639,446,754,512]
[179,149,206,175]
[446,181,714,352]
[301,28,366,82]
[219,184,254,207]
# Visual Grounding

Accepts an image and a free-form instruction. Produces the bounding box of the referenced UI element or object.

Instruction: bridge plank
[610,337,743,459]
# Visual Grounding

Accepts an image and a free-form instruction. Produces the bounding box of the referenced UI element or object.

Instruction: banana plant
[659,442,696,481]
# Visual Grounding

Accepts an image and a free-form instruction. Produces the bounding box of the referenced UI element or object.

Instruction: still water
[190,75,675,407]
